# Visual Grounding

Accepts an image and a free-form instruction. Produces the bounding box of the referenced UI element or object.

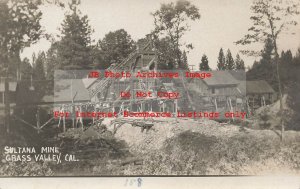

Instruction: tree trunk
[4,76,10,134]
[276,60,284,142]
[273,41,284,142]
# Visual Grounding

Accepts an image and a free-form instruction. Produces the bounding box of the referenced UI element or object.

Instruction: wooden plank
[12,115,38,131]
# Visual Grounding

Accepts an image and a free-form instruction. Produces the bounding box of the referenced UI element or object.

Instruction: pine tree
[45,42,60,80]
[239,59,245,70]
[235,54,245,70]
[217,48,226,70]
[261,37,274,65]
[33,52,46,81]
[199,54,210,71]
[152,0,200,69]
[96,29,136,68]
[20,58,33,81]
[247,38,275,86]
[181,51,189,70]
[281,50,293,64]
[295,47,300,65]
[56,0,93,70]
[236,0,300,140]
[225,49,235,70]
[153,36,176,69]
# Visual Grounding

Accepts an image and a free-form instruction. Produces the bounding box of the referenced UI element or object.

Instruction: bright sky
[21,0,300,70]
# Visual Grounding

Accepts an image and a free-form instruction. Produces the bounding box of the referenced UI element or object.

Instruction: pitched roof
[16,79,90,105]
[246,80,275,94]
[82,77,98,89]
[203,71,239,87]
[237,80,246,96]
[229,70,246,81]
[54,79,90,103]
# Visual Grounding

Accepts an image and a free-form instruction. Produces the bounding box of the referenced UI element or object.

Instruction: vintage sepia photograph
[0,0,300,181]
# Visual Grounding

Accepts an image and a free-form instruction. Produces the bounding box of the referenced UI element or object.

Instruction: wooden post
[130,78,133,111]
[93,105,96,124]
[58,116,61,128]
[71,79,74,128]
[2,91,4,105]
[4,78,10,133]
[235,97,237,111]
[36,107,40,134]
[72,106,75,128]
[58,106,62,128]
[214,98,218,111]
[229,97,234,121]
[63,107,66,133]
[246,98,250,116]
[75,106,79,128]
[226,97,230,111]
[80,105,83,130]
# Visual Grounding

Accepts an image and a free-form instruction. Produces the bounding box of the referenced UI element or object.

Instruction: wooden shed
[246,80,276,108]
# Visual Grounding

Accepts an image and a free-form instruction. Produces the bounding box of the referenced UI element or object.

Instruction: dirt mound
[111,116,300,175]
[113,118,246,154]
[164,131,218,153]
[252,94,294,130]
[59,125,113,141]
[256,94,289,115]
[51,125,132,175]
[58,125,126,157]
[122,124,300,175]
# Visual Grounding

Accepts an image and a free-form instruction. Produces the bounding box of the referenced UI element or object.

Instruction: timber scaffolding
[10,48,179,134]
[12,36,245,134]
[53,35,190,132]
[86,35,198,110]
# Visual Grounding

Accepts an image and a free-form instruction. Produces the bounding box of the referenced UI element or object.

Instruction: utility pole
[189,65,195,71]
[4,68,10,134]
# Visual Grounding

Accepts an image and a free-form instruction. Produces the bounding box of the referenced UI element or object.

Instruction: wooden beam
[36,108,40,133]
[4,78,10,133]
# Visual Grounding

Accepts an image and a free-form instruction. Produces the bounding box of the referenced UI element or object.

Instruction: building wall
[0,91,16,104]
[246,93,275,108]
